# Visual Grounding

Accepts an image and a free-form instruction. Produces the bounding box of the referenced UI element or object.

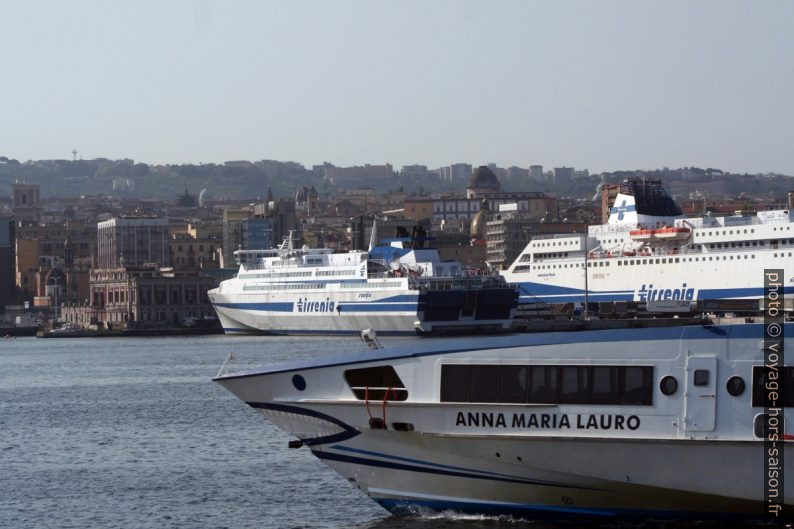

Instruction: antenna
[71,148,78,161]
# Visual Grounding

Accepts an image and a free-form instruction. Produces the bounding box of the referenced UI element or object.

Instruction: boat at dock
[502,178,794,307]
[208,231,518,336]
[215,322,793,520]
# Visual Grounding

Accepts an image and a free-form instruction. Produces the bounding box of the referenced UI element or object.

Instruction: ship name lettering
[636,283,695,302]
[295,297,336,313]
[456,412,639,430]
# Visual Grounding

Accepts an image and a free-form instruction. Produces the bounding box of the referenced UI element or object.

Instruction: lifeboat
[629,229,654,240]
[653,226,691,240]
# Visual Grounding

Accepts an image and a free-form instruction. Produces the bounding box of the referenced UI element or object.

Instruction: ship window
[752,366,794,407]
[559,366,590,404]
[591,367,620,404]
[498,366,528,403]
[622,367,654,405]
[440,365,470,402]
[527,366,558,403]
[345,365,407,401]
[442,365,653,406]
[470,365,499,403]
[754,414,785,439]
[694,370,710,387]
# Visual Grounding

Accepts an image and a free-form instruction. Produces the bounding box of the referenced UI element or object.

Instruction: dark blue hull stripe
[215,302,294,312]
[375,498,777,521]
[329,444,595,487]
[338,304,417,312]
[312,450,597,490]
[517,282,794,303]
[246,402,361,446]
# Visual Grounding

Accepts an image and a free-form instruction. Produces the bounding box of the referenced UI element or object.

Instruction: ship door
[684,355,717,432]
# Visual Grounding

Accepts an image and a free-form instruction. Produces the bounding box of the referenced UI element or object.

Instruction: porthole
[292,374,307,391]
[660,375,678,396]
[726,376,745,397]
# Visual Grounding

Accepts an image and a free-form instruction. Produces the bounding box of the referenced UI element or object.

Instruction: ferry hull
[215,324,794,520]
[209,288,516,336]
[316,434,773,519]
[218,396,790,521]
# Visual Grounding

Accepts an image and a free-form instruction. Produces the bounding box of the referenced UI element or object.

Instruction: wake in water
[358,508,789,529]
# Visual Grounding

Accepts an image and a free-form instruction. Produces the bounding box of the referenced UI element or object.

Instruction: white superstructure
[215,323,793,520]
[208,235,517,335]
[502,180,794,305]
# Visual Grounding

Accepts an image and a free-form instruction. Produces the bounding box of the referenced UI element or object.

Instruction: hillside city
[1,157,793,331]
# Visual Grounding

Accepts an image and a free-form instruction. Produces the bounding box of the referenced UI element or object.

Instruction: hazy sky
[1,1,793,173]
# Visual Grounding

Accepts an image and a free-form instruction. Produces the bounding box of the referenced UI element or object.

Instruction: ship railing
[531,233,587,241]
[243,261,325,271]
[408,276,507,291]
[367,272,396,279]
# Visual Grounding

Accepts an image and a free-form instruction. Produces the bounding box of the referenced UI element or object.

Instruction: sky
[1,1,793,174]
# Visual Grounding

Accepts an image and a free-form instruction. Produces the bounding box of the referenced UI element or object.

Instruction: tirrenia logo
[636,283,696,302]
[296,297,336,313]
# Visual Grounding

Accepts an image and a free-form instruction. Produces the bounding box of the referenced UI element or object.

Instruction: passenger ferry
[208,233,517,335]
[502,179,794,306]
[214,322,793,520]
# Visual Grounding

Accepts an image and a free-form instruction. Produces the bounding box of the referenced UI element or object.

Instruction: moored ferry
[501,179,794,306]
[208,233,517,335]
[215,322,793,520]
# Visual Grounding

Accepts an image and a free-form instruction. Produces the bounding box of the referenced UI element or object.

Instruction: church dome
[468,166,500,190]
[469,198,491,239]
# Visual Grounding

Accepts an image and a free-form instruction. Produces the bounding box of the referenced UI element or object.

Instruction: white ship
[215,323,793,520]
[208,232,517,336]
[501,179,794,306]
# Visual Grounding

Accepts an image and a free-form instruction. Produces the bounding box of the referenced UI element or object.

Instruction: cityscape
[1,157,792,333]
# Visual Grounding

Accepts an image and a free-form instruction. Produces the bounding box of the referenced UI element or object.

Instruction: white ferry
[215,323,793,520]
[502,179,794,306]
[208,234,517,336]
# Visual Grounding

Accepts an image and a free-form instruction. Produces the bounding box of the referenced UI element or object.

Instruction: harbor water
[0,335,769,529]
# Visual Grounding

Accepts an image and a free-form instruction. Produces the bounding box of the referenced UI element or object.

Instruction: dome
[469,199,491,239]
[468,166,500,190]
[198,188,211,207]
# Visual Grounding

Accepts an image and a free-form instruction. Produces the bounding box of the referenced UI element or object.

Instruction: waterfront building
[61,266,216,329]
[11,181,41,222]
[97,216,170,269]
[486,212,586,270]
[169,231,220,270]
[222,209,274,266]
[15,221,96,300]
[32,235,91,310]
[0,213,15,307]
